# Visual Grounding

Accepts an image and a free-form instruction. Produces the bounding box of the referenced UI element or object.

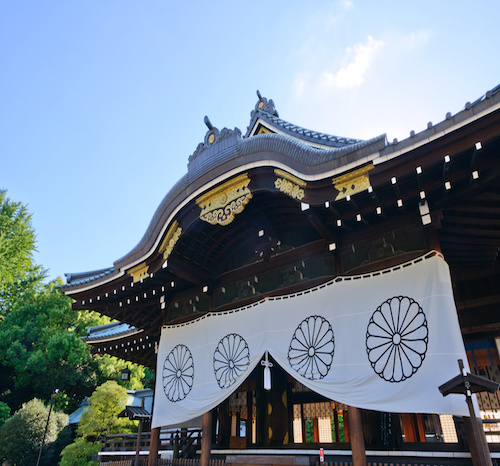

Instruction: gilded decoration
[196,173,252,226]
[159,220,182,260]
[128,262,149,283]
[256,125,273,135]
[332,163,374,201]
[274,169,306,200]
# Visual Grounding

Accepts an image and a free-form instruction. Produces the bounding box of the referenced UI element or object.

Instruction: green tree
[0,190,45,318]
[77,380,135,440]
[60,381,136,466]
[0,401,10,429]
[0,398,68,466]
[0,281,101,413]
[59,437,99,466]
[96,353,147,390]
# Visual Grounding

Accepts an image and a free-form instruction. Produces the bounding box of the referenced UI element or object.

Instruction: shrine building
[63,86,500,466]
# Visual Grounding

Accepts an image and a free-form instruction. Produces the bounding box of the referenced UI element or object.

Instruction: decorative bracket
[128,262,149,283]
[159,220,182,260]
[332,163,374,201]
[196,173,252,226]
[274,169,306,200]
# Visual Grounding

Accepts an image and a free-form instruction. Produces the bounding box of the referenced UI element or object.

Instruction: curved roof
[63,86,500,294]
[63,86,500,368]
[63,92,386,289]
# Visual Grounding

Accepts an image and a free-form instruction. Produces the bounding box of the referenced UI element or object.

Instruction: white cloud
[403,30,430,50]
[293,71,312,99]
[343,0,354,10]
[322,36,384,89]
[313,1,355,30]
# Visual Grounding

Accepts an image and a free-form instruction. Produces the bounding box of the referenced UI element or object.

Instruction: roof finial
[256,90,262,100]
[204,116,214,131]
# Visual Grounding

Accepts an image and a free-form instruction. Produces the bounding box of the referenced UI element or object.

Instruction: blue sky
[2,1,499,282]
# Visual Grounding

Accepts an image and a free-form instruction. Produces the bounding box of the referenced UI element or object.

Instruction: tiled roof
[63,267,115,289]
[84,321,137,341]
[118,405,151,420]
[249,110,363,148]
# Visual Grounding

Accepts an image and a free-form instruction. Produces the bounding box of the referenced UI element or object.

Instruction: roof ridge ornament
[188,116,242,165]
[251,90,279,119]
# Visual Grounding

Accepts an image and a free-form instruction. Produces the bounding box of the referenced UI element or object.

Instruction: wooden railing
[100,459,225,466]
[317,462,471,466]
[100,428,202,459]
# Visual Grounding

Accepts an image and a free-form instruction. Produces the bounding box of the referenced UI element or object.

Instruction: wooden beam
[167,257,212,285]
[443,214,500,227]
[443,226,500,238]
[455,294,500,310]
[444,205,500,215]
[306,208,335,241]
[440,235,500,246]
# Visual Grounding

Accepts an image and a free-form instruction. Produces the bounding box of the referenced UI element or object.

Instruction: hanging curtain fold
[153,252,471,429]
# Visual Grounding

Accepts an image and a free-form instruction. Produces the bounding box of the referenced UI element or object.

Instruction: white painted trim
[373,101,500,167]
[198,448,475,458]
[97,447,500,459]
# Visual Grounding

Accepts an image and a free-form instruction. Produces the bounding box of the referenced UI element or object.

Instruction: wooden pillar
[200,410,213,466]
[312,418,319,443]
[148,427,160,466]
[416,414,426,443]
[400,413,417,442]
[476,416,493,466]
[464,408,492,466]
[333,407,340,442]
[348,406,366,466]
[134,419,144,466]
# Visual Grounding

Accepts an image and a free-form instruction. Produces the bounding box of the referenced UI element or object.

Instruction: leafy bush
[0,398,68,466]
[59,437,99,466]
[60,381,136,465]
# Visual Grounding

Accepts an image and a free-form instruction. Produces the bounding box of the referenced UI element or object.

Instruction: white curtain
[152,252,470,429]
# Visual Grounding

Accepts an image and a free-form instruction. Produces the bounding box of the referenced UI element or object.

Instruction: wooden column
[148,426,160,466]
[348,406,366,466]
[200,410,213,466]
[463,412,492,466]
[134,420,144,466]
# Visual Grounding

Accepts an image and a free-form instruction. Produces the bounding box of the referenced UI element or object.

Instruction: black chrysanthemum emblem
[366,296,428,383]
[288,315,335,380]
[213,333,250,389]
[162,344,194,402]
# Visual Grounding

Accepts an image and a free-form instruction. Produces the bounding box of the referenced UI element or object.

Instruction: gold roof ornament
[332,163,374,201]
[158,221,182,260]
[127,262,149,283]
[196,173,253,226]
[274,169,306,201]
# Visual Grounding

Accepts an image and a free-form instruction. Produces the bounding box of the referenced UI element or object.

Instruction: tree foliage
[96,353,148,390]
[60,381,136,465]
[0,282,101,413]
[59,437,99,466]
[0,190,45,318]
[0,401,10,429]
[0,190,152,454]
[0,398,69,466]
[77,380,135,441]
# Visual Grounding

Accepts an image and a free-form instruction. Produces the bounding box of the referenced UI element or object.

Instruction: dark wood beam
[167,257,212,285]
[443,214,500,227]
